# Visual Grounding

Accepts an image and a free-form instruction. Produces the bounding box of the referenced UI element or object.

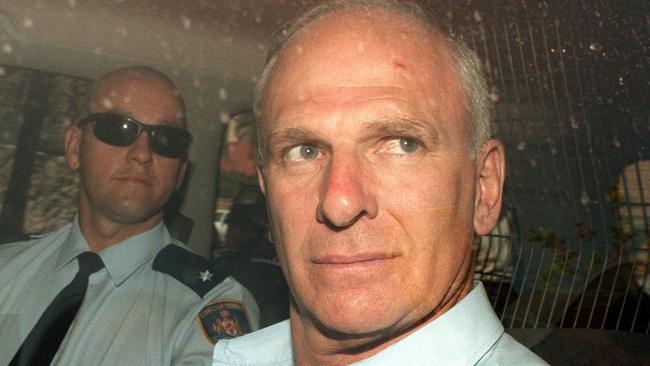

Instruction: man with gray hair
[214,0,546,364]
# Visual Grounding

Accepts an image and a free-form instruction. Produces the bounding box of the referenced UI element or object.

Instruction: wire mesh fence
[457,0,649,333]
[475,160,649,333]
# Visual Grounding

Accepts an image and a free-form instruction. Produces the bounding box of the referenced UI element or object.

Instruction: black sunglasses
[78,112,193,159]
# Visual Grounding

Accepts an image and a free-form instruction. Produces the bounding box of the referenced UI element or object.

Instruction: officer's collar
[56,215,168,286]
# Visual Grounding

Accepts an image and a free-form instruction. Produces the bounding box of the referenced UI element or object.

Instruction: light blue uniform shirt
[0,218,259,365]
[213,282,546,365]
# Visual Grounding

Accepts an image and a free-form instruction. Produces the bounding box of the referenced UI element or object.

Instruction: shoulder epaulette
[153,244,229,297]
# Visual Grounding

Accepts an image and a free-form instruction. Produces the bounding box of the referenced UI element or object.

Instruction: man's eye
[285,144,320,161]
[383,137,420,155]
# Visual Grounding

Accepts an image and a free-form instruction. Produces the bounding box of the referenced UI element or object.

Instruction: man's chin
[307,314,418,357]
[311,308,408,340]
[105,205,163,226]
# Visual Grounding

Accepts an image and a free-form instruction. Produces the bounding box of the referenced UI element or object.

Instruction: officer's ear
[473,139,506,235]
[64,126,82,171]
[175,160,188,191]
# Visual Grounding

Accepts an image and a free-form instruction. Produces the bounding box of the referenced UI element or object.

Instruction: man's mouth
[312,252,398,266]
[114,175,153,185]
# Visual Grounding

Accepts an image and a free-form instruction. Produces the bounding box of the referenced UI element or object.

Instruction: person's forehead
[276,9,442,76]
[92,73,185,126]
[263,8,465,131]
[305,8,434,42]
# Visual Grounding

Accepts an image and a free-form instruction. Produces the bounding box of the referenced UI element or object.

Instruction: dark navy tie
[10,252,104,366]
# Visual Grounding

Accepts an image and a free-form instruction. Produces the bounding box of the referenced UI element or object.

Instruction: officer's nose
[127,131,153,164]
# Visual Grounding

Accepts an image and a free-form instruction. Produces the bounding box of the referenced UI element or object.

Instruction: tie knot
[76,252,104,276]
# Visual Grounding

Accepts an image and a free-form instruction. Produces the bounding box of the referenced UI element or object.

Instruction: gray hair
[254,0,490,162]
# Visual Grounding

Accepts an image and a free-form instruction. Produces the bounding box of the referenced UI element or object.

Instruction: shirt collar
[213,282,503,366]
[353,282,504,365]
[56,215,170,286]
[213,320,294,365]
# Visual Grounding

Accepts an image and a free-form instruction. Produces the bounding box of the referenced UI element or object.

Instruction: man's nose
[316,153,378,228]
[127,131,153,164]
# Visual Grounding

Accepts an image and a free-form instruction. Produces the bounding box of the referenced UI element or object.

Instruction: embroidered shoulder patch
[198,299,251,344]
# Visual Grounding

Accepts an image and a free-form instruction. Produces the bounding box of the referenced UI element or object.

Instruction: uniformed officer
[0,66,259,365]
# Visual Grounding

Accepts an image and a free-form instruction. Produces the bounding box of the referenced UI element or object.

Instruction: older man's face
[258,11,502,339]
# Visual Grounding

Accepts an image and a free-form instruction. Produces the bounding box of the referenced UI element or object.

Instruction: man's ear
[64,126,81,171]
[175,160,188,191]
[473,140,506,235]
[256,162,266,196]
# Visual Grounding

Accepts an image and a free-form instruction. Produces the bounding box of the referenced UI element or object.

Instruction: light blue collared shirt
[212,282,547,365]
[0,217,259,366]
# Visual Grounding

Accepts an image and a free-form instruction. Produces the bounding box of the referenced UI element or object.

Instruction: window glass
[0,65,90,237]
[0,1,647,333]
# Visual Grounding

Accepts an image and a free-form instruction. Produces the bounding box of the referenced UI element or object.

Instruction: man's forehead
[94,74,172,101]
[267,9,454,96]
[90,74,186,125]
[263,8,464,133]
[291,7,434,45]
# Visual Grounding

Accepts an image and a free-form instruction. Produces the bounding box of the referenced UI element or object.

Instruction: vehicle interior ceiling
[1,1,649,362]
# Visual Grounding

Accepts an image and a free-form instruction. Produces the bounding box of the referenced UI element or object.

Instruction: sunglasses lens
[82,113,192,158]
[92,114,138,147]
[150,126,192,158]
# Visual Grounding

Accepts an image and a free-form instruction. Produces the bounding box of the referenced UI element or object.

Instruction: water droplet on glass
[67,0,77,7]
[2,43,13,54]
[100,98,114,109]
[115,26,128,37]
[530,159,538,167]
[219,88,228,100]
[181,16,192,30]
[23,18,34,28]
[219,112,230,124]
[550,146,557,155]
[617,75,624,85]
[580,191,590,205]
[489,90,499,102]
[613,137,621,147]
[517,142,526,151]
[473,10,482,22]
[0,66,6,77]
[570,115,579,129]
[62,115,73,127]
[589,42,601,52]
